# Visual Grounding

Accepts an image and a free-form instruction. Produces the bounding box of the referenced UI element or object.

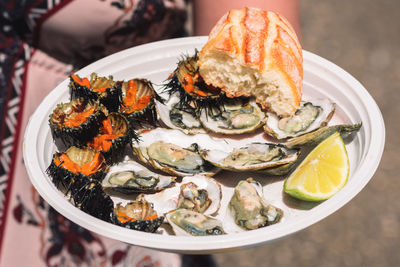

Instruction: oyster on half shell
[199,97,265,135]
[132,128,229,177]
[264,98,336,140]
[225,178,283,232]
[156,94,205,135]
[166,209,225,236]
[102,160,176,193]
[141,175,222,216]
[201,142,299,172]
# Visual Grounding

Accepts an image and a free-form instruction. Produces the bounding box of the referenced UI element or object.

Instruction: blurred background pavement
[214,0,399,266]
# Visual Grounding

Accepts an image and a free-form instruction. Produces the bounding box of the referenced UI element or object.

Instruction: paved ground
[214,1,399,266]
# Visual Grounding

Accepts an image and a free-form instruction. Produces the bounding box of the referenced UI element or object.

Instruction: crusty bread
[198,7,302,117]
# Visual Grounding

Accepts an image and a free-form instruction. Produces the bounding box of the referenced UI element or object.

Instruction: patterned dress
[0,1,187,266]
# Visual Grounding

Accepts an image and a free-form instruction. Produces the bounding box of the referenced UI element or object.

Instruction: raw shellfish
[199,97,265,135]
[141,175,222,216]
[166,209,225,236]
[156,93,205,135]
[87,113,136,164]
[201,142,299,172]
[49,98,106,148]
[264,98,335,140]
[132,128,228,176]
[111,200,164,233]
[102,160,176,193]
[225,178,283,231]
[70,73,122,112]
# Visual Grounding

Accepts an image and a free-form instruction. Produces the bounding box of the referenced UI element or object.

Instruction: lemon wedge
[284,131,349,201]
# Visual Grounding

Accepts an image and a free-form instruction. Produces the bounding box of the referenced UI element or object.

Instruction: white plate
[23,37,385,253]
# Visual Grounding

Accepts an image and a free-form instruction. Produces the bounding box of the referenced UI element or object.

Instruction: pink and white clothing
[0,1,188,266]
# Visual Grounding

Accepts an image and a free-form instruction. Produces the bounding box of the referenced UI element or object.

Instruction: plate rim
[23,36,385,253]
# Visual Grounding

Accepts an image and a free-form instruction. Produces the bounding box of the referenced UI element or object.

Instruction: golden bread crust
[198,7,303,115]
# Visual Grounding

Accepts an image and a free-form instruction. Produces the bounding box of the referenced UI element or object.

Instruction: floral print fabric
[0,0,187,266]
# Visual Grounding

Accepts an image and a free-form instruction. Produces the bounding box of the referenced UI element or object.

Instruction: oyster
[141,175,222,216]
[132,128,228,176]
[264,98,336,140]
[284,123,362,149]
[156,94,206,135]
[166,209,225,236]
[201,142,299,172]
[199,97,265,135]
[257,162,296,176]
[102,160,176,193]
[111,200,164,233]
[226,178,283,231]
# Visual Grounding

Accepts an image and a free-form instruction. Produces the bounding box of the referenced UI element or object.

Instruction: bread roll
[198,7,302,117]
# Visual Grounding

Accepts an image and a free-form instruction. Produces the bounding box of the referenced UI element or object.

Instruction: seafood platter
[23,34,384,252]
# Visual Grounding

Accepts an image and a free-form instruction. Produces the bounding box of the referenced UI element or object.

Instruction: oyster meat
[102,160,176,193]
[264,98,335,139]
[166,209,225,236]
[156,94,205,135]
[141,175,222,216]
[132,128,229,176]
[226,178,283,231]
[199,97,265,135]
[201,142,299,172]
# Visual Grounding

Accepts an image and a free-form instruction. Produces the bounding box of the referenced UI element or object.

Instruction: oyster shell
[201,142,299,172]
[102,160,176,193]
[132,128,228,176]
[225,178,283,232]
[111,200,164,233]
[141,175,222,216]
[284,123,362,149]
[156,94,206,135]
[264,98,335,140]
[199,97,265,135]
[166,209,225,236]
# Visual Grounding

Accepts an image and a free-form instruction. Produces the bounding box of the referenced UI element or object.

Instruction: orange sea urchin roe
[116,211,158,223]
[63,107,95,127]
[88,119,123,151]
[101,119,113,134]
[72,75,91,88]
[88,134,123,151]
[80,152,103,176]
[182,73,208,97]
[53,152,103,176]
[72,74,110,92]
[121,80,152,114]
